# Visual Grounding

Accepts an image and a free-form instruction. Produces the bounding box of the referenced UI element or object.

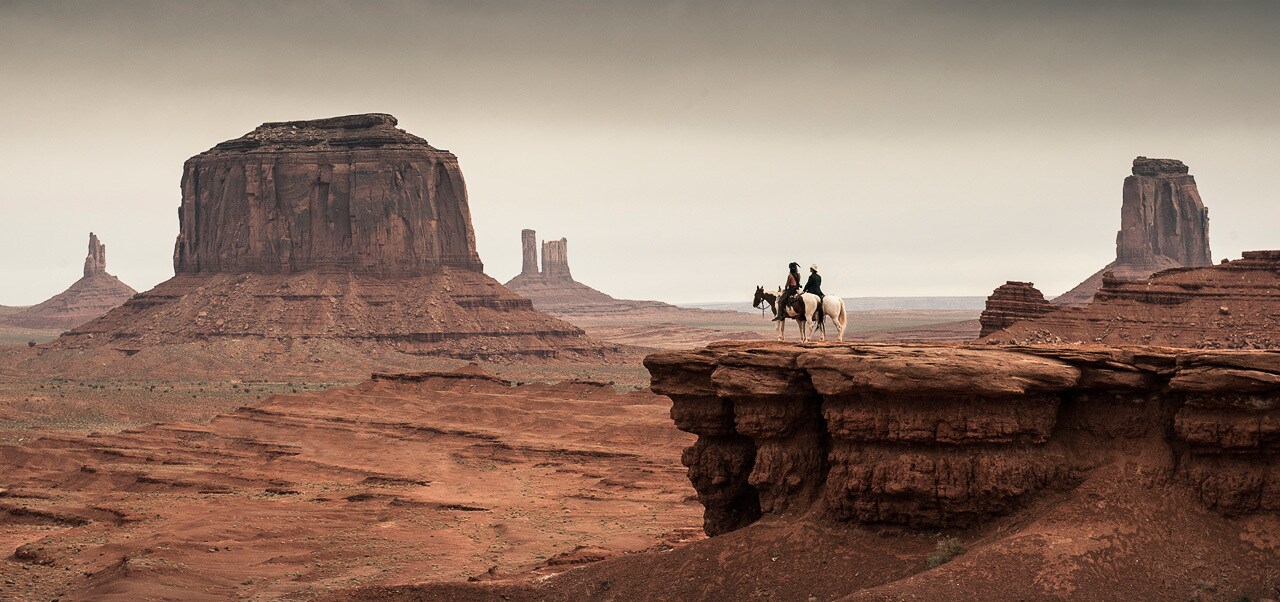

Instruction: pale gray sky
[1,0,1277,305]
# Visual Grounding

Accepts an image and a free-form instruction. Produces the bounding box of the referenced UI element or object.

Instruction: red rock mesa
[0,233,137,331]
[1054,156,1212,306]
[36,115,608,370]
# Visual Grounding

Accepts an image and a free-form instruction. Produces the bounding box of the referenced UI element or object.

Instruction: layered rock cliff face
[36,116,608,365]
[1054,157,1212,306]
[646,342,1279,535]
[977,281,1053,337]
[986,250,1280,348]
[1,233,137,331]
[173,113,483,276]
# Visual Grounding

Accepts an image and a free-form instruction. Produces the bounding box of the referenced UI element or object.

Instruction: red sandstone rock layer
[977,281,1053,337]
[0,233,137,331]
[0,369,696,599]
[1054,156,1212,306]
[337,342,1279,600]
[645,341,1279,534]
[986,250,1280,348]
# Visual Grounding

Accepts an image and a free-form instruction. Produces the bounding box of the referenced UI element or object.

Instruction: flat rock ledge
[645,341,1280,535]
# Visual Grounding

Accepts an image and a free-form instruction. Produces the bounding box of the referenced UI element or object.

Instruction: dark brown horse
[754,285,808,341]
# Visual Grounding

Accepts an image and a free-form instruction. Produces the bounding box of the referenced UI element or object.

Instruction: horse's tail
[837,300,847,330]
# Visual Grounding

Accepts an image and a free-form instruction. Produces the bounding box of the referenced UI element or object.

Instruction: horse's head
[752,285,765,308]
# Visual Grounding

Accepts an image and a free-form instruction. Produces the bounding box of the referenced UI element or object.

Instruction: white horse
[753,286,848,342]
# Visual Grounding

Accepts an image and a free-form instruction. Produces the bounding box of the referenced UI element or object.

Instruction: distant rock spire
[1115,157,1211,267]
[520,229,539,276]
[1052,156,1212,306]
[83,232,107,277]
[540,238,571,280]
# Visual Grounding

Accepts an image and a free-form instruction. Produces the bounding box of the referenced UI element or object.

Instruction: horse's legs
[836,300,847,342]
[820,299,830,341]
[776,315,784,342]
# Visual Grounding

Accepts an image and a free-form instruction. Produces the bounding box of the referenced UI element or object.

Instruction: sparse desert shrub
[925,536,965,569]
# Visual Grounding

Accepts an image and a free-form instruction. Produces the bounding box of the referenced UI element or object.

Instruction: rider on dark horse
[774,262,804,321]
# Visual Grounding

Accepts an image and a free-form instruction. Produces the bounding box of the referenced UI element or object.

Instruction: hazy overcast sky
[1,0,1277,305]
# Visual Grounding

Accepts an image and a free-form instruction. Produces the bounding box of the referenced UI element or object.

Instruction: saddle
[788,297,807,321]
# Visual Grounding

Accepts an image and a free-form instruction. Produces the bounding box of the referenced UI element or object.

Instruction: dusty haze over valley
[3,1,1279,305]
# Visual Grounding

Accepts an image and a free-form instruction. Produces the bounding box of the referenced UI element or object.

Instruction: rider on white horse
[804,264,824,324]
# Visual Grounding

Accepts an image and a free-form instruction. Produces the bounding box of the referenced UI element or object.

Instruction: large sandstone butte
[173,113,483,276]
[33,115,608,370]
[985,250,1280,348]
[1054,156,1212,306]
[0,233,137,331]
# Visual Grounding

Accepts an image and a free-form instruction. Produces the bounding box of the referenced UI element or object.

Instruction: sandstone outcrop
[0,233,137,331]
[1054,156,1212,306]
[35,116,609,365]
[519,229,538,276]
[986,250,1280,348]
[540,238,570,279]
[977,281,1053,337]
[82,232,106,277]
[646,341,1279,535]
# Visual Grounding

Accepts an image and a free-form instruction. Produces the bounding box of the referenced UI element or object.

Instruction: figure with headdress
[774,262,803,322]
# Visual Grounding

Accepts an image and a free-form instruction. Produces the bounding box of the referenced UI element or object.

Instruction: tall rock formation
[1054,156,1212,306]
[1,233,137,331]
[519,229,538,276]
[977,281,1054,337]
[40,115,608,366]
[83,232,107,277]
[540,238,571,279]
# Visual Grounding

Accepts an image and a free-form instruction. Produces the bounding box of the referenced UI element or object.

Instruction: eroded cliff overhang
[645,342,1280,535]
